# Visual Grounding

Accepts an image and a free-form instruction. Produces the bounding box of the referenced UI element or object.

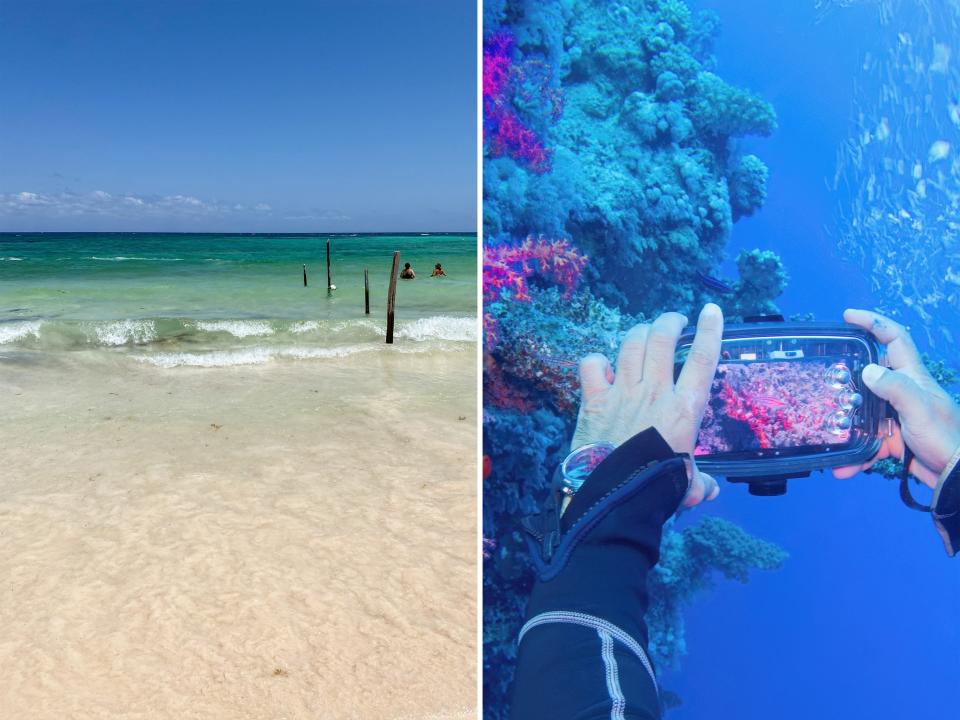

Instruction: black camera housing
[673,317,889,496]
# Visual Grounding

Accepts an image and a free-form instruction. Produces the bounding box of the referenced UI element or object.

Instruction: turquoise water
[0,233,476,366]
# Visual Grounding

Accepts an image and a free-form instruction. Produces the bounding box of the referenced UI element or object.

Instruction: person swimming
[431,263,447,277]
[399,262,415,279]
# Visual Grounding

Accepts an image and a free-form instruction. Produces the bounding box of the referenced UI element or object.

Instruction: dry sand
[0,348,477,720]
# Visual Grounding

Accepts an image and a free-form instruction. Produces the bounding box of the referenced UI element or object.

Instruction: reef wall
[482,1,790,717]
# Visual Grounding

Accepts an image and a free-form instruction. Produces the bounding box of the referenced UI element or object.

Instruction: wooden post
[326,239,332,290]
[386,251,400,344]
[303,264,307,287]
[364,268,370,315]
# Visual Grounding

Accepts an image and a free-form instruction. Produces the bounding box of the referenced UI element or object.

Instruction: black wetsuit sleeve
[933,456,960,557]
[510,428,688,720]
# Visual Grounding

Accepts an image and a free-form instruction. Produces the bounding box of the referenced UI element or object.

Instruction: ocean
[0,232,476,366]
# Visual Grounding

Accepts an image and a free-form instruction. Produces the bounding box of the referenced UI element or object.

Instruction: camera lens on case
[837,391,863,409]
[824,410,852,433]
[825,363,851,386]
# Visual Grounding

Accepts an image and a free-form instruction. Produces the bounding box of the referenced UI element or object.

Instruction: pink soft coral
[483,236,588,351]
[483,31,557,174]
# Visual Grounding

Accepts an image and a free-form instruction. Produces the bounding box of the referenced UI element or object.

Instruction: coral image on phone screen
[695,359,855,455]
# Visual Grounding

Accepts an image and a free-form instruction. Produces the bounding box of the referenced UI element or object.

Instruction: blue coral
[727,248,790,320]
[648,517,789,669]
[484,0,779,316]
[728,154,769,221]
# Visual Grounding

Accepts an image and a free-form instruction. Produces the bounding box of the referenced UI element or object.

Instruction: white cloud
[0,190,276,219]
[281,209,350,222]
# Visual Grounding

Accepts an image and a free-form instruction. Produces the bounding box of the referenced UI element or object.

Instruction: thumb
[861,363,924,417]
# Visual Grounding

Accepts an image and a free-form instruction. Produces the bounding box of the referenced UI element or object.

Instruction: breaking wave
[395,316,477,342]
[195,320,275,338]
[0,320,43,344]
[94,320,157,346]
[0,315,475,361]
[133,344,429,368]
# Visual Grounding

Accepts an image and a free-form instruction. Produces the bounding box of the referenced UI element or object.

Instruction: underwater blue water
[483,1,959,718]
[668,2,960,719]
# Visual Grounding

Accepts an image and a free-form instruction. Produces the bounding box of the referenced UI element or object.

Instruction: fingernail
[862,363,885,385]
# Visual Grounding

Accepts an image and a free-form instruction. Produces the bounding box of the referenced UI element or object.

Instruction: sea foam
[396,316,477,342]
[136,344,383,368]
[0,320,43,344]
[195,320,274,338]
[94,320,158,346]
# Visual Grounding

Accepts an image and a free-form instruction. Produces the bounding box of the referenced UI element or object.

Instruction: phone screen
[694,357,856,456]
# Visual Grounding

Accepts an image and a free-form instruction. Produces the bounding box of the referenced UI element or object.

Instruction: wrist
[935,443,960,489]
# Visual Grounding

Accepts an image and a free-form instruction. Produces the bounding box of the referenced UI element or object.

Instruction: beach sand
[0,348,476,719]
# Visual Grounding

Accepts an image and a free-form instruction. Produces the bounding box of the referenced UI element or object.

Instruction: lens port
[837,391,863,410]
[825,363,851,387]
[824,410,852,433]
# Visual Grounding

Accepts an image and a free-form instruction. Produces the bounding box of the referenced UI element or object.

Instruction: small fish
[931,43,951,74]
[754,396,786,408]
[532,352,578,368]
[929,140,951,163]
[697,271,734,294]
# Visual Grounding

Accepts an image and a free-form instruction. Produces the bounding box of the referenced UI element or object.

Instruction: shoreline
[0,348,477,719]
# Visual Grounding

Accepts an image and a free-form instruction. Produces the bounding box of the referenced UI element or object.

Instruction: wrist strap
[900,446,932,513]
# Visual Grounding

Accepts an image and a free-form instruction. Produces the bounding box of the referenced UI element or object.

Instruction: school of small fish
[831,0,960,349]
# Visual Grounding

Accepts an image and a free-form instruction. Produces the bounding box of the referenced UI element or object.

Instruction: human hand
[833,309,960,488]
[570,304,724,507]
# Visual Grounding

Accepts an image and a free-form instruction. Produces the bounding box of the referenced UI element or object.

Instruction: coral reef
[483,31,562,174]
[726,248,789,321]
[648,516,789,669]
[483,235,589,351]
[484,0,780,316]
[488,285,639,413]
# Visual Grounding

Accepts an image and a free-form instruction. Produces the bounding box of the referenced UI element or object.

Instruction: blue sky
[0,0,477,232]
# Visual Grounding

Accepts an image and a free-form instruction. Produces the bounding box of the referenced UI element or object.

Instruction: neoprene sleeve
[510,428,688,720]
[932,455,960,556]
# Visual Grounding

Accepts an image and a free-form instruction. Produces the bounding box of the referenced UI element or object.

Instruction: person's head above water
[404,263,411,269]
[435,263,442,269]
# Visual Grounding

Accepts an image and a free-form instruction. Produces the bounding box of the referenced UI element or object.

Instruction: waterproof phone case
[674,319,888,495]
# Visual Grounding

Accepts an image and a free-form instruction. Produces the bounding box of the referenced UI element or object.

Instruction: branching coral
[483,235,587,304]
[483,235,588,350]
[648,517,789,669]
[483,31,560,174]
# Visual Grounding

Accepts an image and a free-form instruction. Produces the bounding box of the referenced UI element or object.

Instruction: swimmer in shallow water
[431,263,447,277]
[399,262,415,280]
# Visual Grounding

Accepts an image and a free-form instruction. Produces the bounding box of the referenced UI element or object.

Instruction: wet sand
[0,348,477,719]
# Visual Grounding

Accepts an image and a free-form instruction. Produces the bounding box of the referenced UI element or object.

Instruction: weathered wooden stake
[386,251,400,344]
[303,264,307,287]
[364,268,370,315]
[326,239,333,290]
